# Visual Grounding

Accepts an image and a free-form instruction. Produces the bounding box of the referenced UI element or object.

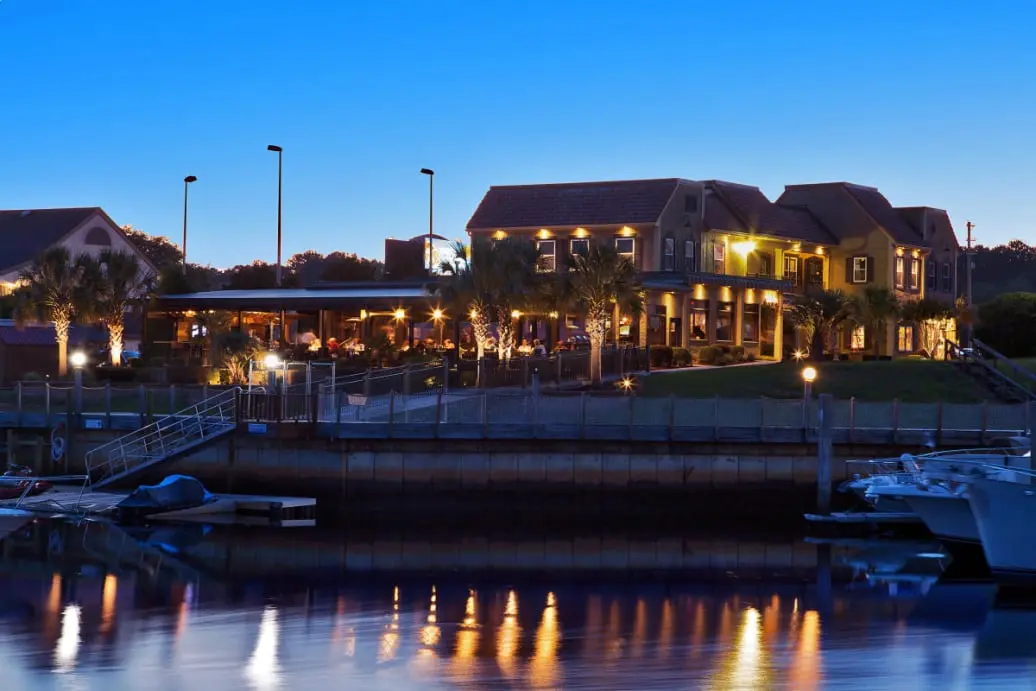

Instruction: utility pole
[965,221,975,347]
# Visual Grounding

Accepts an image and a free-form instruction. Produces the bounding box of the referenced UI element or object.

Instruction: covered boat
[116,475,214,521]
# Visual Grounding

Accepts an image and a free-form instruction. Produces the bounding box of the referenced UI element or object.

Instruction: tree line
[121,226,383,293]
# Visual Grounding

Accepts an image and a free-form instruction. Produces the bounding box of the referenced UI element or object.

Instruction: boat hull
[899,492,979,543]
[967,477,1036,582]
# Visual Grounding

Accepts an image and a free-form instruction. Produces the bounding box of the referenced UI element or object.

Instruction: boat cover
[117,475,213,516]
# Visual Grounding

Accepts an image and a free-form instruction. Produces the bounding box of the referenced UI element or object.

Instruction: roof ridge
[0,206,100,213]
[487,178,684,190]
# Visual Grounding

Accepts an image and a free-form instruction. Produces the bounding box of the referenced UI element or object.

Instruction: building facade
[467,177,961,362]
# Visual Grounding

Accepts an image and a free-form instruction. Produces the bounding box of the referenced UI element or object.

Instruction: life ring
[50,423,66,462]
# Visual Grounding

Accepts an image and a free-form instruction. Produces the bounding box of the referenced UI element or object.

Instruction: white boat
[966,474,1036,584]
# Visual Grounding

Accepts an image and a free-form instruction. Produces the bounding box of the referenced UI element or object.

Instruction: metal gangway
[84,387,240,489]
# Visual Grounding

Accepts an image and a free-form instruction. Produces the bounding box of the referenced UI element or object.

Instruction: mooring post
[817,393,834,515]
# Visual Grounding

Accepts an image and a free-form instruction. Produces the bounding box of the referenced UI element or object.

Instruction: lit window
[941,262,951,292]
[713,243,726,273]
[570,238,590,260]
[910,258,921,290]
[684,240,695,271]
[663,237,675,272]
[537,240,556,272]
[852,256,868,284]
[897,325,914,352]
[615,237,635,263]
[895,256,905,289]
[784,255,799,282]
[190,323,208,339]
[850,325,866,351]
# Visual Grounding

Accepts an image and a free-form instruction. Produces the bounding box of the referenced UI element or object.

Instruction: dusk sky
[2,0,1033,268]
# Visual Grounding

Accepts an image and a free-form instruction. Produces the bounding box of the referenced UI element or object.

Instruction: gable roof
[0,208,99,273]
[466,178,683,230]
[703,181,836,245]
[841,184,924,244]
[897,206,960,251]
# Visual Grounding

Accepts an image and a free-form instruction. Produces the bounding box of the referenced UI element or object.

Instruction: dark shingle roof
[841,185,923,244]
[896,206,961,250]
[466,179,682,230]
[0,208,99,273]
[704,181,836,244]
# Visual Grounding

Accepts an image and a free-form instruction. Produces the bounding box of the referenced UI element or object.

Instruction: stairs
[85,387,240,489]
[955,339,1036,403]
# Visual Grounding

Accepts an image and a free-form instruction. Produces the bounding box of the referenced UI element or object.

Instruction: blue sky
[1,0,1033,267]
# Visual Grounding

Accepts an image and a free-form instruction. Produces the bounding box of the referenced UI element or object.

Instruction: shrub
[649,345,674,368]
[22,371,44,382]
[672,347,692,367]
[698,345,721,365]
[975,292,1036,357]
[731,345,745,362]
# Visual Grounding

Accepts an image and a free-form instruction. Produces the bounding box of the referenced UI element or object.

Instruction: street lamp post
[801,365,817,432]
[420,168,434,275]
[182,176,197,275]
[267,146,284,286]
[267,145,285,346]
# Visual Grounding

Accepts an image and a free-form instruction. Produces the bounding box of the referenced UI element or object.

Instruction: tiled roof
[842,185,924,245]
[466,179,682,230]
[704,181,836,245]
[0,208,99,273]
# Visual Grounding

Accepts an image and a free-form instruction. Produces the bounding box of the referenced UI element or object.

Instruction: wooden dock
[0,485,316,522]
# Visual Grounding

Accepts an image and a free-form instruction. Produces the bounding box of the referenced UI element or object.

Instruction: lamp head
[801,366,818,384]
[394,308,406,321]
[263,353,282,370]
[184,175,197,183]
[420,168,434,176]
[69,351,87,368]
[267,144,282,152]
[432,308,444,321]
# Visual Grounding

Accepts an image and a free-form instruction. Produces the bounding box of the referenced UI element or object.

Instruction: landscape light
[394,308,406,321]
[432,308,444,321]
[69,351,87,368]
[801,366,818,384]
[263,353,282,370]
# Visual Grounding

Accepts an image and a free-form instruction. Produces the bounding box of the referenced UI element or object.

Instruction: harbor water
[1,519,1035,690]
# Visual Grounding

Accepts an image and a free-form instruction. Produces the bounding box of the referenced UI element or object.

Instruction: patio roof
[155,283,437,312]
[641,272,792,292]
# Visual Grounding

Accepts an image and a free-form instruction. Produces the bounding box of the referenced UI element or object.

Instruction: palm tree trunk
[55,316,70,377]
[586,308,607,385]
[496,307,514,362]
[107,318,124,366]
[471,310,490,386]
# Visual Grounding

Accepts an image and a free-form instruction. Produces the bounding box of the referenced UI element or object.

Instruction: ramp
[85,387,239,489]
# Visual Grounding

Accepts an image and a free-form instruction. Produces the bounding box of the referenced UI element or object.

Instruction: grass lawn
[640,360,994,403]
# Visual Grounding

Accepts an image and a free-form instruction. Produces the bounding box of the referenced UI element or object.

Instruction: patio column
[663,295,672,347]
[774,293,784,361]
[707,289,718,342]
[637,311,648,347]
[680,293,690,349]
[734,290,744,346]
[612,303,620,343]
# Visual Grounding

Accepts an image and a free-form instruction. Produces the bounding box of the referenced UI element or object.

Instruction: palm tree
[786,288,851,361]
[850,286,900,358]
[568,243,641,384]
[14,247,96,377]
[96,250,153,366]
[900,297,953,357]
[488,236,540,361]
[437,238,493,361]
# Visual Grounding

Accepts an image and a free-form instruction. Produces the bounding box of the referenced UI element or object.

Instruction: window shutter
[933,261,940,287]
[866,256,875,282]
[845,257,853,282]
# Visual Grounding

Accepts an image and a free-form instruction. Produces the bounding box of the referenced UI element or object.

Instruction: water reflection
[53,604,81,673]
[5,521,1036,689]
[244,606,281,691]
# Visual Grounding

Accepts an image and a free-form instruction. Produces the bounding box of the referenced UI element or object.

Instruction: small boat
[0,464,52,500]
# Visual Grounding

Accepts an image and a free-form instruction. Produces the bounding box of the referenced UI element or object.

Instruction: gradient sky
[2,0,1034,268]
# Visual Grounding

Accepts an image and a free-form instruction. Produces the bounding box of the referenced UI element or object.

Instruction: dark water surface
[1,519,1035,690]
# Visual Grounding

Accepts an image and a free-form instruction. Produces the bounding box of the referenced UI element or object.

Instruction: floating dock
[805,511,923,525]
[0,486,316,524]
